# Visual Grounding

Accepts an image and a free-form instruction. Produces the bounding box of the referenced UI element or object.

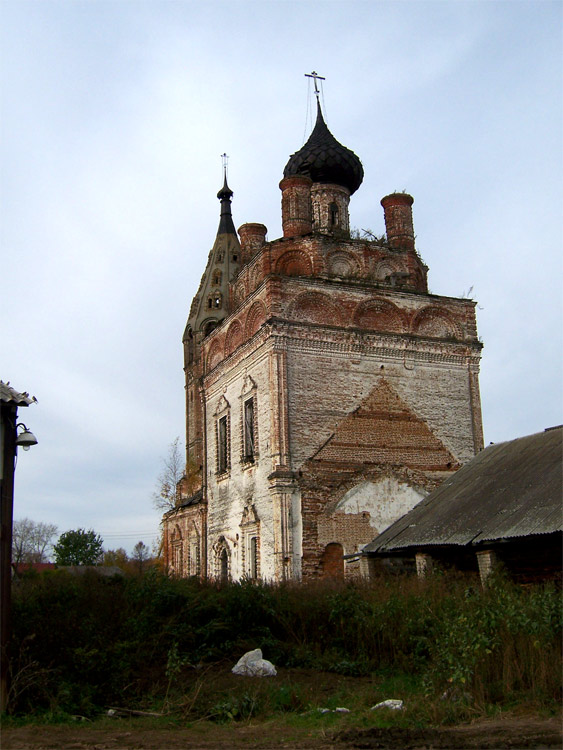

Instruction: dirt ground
[3,716,562,750]
[3,668,561,749]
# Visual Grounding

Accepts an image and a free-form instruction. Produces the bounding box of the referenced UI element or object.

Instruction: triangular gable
[311,378,459,472]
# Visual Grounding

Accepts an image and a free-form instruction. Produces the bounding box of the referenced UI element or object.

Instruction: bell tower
[182,164,241,486]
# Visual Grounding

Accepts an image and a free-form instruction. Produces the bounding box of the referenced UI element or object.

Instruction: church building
[162,90,484,582]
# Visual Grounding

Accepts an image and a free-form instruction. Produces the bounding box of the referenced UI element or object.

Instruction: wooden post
[1,402,17,713]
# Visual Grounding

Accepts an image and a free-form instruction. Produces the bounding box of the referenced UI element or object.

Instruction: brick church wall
[165,107,484,582]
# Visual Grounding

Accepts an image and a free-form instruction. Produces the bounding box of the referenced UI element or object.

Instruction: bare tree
[152,437,185,511]
[131,541,151,575]
[12,518,58,565]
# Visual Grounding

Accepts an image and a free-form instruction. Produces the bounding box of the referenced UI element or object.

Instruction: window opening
[249,536,258,579]
[243,398,255,462]
[218,415,228,473]
[220,548,229,582]
[186,329,194,363]
[204,321,218,337]
[330,202,339,227]
[173,543,183,575]
[188,540,200,576]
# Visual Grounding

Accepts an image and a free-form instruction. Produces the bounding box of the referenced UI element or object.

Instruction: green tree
[102,547,130,572]
[53,528,104,565]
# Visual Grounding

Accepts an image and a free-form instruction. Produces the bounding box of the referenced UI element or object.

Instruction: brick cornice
[267,320,482,366]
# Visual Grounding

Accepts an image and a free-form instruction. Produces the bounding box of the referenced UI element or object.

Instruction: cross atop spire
[221,152,229,181]
[305,70,325,101]
[217,153,234,235]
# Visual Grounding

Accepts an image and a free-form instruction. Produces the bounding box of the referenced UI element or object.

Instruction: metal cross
[221,153,229,180]
[305,70,325,100]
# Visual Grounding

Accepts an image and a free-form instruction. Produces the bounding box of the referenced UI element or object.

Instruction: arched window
[203,321,218,338]
[220,548,229,583]
[218,415,228,473]
[329,202,339,227]
[240,374,258,465]
[214,395,231,476]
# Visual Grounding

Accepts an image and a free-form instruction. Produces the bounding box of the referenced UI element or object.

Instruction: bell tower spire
[185,155,241,338]
[217,153,236,236]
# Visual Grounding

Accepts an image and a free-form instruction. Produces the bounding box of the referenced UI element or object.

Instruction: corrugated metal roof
[0,381,36,406]
[364,426,563,554]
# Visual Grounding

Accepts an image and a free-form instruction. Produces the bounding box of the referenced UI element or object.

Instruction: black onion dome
[283,102,364,195]
[216,175,236,235]
[217,174,233,201]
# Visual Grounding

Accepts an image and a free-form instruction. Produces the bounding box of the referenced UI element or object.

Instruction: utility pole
[0,383,37,713]
[0,400,17,713]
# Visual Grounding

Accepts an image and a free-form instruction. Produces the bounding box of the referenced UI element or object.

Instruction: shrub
[8,569,561,716]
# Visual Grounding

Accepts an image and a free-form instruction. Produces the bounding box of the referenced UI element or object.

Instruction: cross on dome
[305,70,325,101]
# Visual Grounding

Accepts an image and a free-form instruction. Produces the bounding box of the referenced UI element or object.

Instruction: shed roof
[0,381,36,406]
[363,426,563,554]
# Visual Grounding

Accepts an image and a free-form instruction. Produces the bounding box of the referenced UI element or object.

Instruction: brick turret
[279,175,313,237]
[238,222,267,262]
[381,193,415,250]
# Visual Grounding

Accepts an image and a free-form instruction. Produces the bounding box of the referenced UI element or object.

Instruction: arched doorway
[321,543,344,579]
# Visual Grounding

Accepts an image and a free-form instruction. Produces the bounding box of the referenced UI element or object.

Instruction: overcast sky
[2,0,561,556]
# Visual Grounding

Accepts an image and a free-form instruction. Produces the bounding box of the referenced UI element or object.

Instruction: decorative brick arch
[412,307,461,340]
[288,291,342,326]
[233,280,246,307]
[327,250,360,278]
[353,299,405,333]
[245,300,267,338]
[224,319,243,356]
[206,339,223,371]
[373,259,397,281]
[250,263,263,292]
[275,249,313,277]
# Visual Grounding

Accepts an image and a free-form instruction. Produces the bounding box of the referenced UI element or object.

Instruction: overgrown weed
[7,568,561,721]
